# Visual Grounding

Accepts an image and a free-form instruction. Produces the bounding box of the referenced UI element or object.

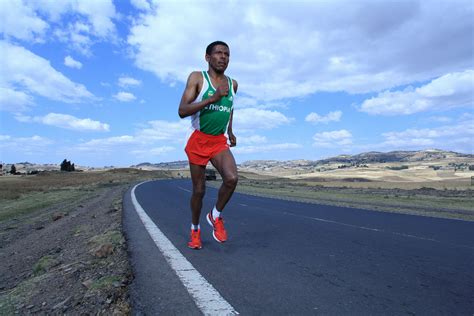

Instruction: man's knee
[224,173,238,188]
[192,185,206,198]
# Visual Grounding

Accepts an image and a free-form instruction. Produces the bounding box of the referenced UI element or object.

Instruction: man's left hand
[228,133,237,147]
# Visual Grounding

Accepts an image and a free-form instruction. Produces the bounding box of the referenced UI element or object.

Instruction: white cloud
[313,129,353,147]
[239,135,267,145]
[426,116,453,123]
[137,120,190,143]
[76,119,190,154]
[233,108,292,131]
[360,70,474,115]
[0,86,35,112]
[130,0,151,11]
[354,115,474,153]
[118,76,142,88]
[0,134,53,155]
[306,111,342,124]
[15,113,110,132]
[74,1,116,38]
[114,92,137,102]
[2,1,117,55]
[382,120,474,148]
[234,143,302,154]
[30,0,117,38]
[0,0,48,41]
[79,135,136,150]
[132,146,175,156]
[0,41,96,111]
[64,55,83,69]
[128,1,473,101]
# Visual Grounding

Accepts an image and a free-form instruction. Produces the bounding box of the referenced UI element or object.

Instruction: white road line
[281,211,474,250]
[282,211,382,232]
[178,186,192,193]
[131,182,238,315]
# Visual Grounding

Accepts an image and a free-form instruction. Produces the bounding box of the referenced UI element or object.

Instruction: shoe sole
[188,244,202,250]
[207,213,225,243]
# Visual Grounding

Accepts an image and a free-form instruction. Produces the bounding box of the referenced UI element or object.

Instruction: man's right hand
[212,83,229,102]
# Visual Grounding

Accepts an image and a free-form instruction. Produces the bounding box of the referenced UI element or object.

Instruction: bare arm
[178,72,226,118]
[227,79,238,147]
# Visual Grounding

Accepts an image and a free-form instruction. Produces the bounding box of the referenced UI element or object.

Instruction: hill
[130,161,189,170]
[240,149,473,171]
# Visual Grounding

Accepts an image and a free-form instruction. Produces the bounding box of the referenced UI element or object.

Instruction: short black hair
[206,41,229,55]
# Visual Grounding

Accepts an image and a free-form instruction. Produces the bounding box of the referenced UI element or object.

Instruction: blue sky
[0,0,473,167]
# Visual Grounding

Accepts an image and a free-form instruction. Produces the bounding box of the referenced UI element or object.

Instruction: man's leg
[189,163,206,225]
[210,149,238,212]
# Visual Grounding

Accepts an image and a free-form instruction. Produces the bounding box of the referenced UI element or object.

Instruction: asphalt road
[123,179,474,315]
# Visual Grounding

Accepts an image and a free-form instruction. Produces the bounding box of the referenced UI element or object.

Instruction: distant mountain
[317,149,473,164]
[240,149,474,170]
[131,161,189,170]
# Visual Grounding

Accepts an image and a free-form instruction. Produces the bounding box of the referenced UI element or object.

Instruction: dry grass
[226,171,474,221]
[0,169,173,222]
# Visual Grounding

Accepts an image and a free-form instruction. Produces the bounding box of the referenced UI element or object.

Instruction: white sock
[212,206,221,219]
[191,224,200,231]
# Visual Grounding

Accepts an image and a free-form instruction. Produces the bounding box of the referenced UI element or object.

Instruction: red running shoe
[207,212,227,242]
[187,229,202,249]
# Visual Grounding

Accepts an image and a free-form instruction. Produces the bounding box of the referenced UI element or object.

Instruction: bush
[386,165,409,170]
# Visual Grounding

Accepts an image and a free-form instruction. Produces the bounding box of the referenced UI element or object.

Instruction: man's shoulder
[187,71,204,85]
[190,70,203,76]
[188,71,203,79]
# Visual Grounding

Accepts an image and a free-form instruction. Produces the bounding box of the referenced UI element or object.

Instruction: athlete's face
[206,45,230,73]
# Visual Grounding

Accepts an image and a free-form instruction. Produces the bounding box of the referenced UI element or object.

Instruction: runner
[178,41,238,249]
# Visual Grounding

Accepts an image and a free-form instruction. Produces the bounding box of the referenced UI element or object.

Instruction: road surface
[123,179,474,315]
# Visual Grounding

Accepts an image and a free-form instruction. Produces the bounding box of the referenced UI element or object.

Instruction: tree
[60,159,69,171]
[10,164,16,175]
[60,159,75,172]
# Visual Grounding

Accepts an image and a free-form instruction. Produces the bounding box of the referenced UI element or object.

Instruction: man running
[178,41,238,249]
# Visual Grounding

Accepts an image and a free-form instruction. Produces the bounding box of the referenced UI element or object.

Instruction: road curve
[123,179,474,315]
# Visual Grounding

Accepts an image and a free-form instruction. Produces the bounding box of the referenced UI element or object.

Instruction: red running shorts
[185,130,230,166]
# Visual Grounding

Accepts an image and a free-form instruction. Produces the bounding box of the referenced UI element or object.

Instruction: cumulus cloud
[64,55,82,69]
[77,135,135,152]
[0,0,48,41]
[360,70,474,115]
[351,114,474,153]
[114,92,136,102]
[233,108,292,131]
[128,1,472,101]
[0,41,96,112]
[15,113,110,132]
[313,129,353,147]
[239,135,267,145]
[137,120,190,143]
[306,111,342,124]
[0,134,53,155]
[381,120,474,148]
[1,0,117,55]
[0,86,34,112]
[76,119,190,154]
[130,0,152,11]
[118,76,142,88]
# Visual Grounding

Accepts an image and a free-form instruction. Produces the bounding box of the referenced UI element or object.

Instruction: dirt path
[0,184,131,314]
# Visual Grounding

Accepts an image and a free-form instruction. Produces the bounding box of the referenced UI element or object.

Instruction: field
[221,165,474,221]
[0,169,171,314]
[1,164,472,313]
